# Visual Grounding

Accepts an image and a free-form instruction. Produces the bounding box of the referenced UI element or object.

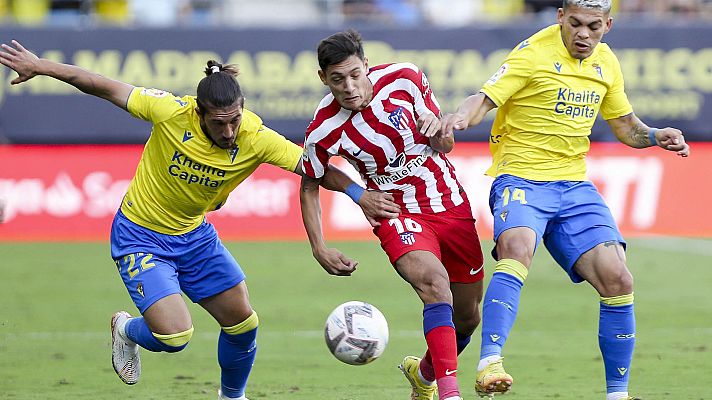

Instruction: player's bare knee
[496,238,534,266]
[616,266,634,293]
[418,276,452,303]
[600,265,634,296]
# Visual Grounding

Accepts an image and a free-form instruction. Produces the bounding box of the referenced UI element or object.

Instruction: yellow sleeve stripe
[494,258,528,283]
[222,311,259,335]
[600,293,634,306]
[153,325,194,347]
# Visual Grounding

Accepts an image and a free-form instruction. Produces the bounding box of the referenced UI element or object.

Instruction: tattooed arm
[607,112,690,157]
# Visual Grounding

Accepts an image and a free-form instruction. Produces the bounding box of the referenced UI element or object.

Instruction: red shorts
[373,197,484,283]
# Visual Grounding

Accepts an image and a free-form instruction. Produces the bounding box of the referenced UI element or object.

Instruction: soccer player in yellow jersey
[440,1,689,399]
[0,39,400,400]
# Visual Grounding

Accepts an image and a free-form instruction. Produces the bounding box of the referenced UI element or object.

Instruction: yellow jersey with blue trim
[481,24,633,181]
[120,87,302,235]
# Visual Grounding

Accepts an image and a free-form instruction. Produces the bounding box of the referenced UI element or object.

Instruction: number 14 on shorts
[502,187,527,206]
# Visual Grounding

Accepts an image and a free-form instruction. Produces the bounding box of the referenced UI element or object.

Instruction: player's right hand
[0,40,41,84]
[655,127,690,157]
[439,112,469,137]
[315,248,358,276]
[359,191,400,227]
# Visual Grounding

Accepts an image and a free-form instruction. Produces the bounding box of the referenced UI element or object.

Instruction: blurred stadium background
[0,1,710,399]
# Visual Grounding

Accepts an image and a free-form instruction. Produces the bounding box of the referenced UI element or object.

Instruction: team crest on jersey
[182,131,193,143]
[400,232,416,245]
[486,64,509,85]
[388,106,409,130]
[229,146,239,163]
[592,63,603,78]
[140,88,169,98]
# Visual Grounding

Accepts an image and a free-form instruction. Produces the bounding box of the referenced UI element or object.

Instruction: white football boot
[111,311,141,385]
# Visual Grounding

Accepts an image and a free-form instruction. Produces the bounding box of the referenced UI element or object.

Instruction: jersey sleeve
[413,67,441,118]
[480,44,535,107]
[600,54,634,120]
[302,122,336,180]
[127,87,187,124]
[251,125,302,172]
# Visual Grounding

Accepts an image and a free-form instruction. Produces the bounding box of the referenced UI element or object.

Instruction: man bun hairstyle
[563,0,612,12]
[317,29,365,72]
[197,60,243,111]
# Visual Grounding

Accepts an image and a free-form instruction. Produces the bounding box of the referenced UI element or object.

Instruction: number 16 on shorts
[389,218,422,245]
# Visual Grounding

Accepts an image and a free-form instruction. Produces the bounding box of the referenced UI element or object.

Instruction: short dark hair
[562,0,612,12]
[317,29,365,72]
[196,60,243,111]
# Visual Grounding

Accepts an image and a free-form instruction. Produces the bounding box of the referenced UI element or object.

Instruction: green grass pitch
[0,239,710,399]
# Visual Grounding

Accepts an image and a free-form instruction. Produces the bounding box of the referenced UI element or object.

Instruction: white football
[324,301,389,365]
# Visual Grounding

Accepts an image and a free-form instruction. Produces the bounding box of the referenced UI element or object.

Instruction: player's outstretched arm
[299,174,358,276]
[0,40,133,110]
[440,92,497,136]
[294,161,400,227]
[607,112,690,157]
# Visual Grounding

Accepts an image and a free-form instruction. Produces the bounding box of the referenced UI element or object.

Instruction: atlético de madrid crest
[400,232,416,245]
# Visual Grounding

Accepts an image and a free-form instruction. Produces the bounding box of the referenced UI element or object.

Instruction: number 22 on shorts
[115,253,157,279]
[502,187,527,206]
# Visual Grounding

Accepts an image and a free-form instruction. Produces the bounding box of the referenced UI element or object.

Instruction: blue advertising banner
[0,25,709,143]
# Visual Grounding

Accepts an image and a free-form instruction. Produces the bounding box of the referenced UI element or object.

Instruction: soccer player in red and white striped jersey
[303,61,462,214]
[300,30,485,400]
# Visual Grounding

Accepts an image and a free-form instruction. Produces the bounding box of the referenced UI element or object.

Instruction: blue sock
[599,295,636,394]
[124,317,186,353]
[423,303,455,334]
[480,259,527,359]
[219,313,259,399]
[456,331,471,355]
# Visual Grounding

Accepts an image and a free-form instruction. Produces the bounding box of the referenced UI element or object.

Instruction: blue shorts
[489,174,625,283]
[110,211,245,313]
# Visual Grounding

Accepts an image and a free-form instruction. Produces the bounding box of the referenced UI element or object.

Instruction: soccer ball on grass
[324,301,389,365]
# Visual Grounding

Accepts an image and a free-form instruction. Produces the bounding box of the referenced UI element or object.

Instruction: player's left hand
[655,127,690,157]
[358,191,400,227]
[0,40,42,84]
[417,112,441,138]
[315,247,358,276]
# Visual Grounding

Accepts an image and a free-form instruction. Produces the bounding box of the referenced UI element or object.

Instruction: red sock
[420,351,435,382]
[425,325,459,398]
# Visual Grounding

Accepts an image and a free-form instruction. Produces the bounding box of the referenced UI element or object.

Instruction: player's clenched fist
[653,127,689,157]
[314,247,358,276]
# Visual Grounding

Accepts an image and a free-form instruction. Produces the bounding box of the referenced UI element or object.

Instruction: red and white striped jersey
[303,63,465,214]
